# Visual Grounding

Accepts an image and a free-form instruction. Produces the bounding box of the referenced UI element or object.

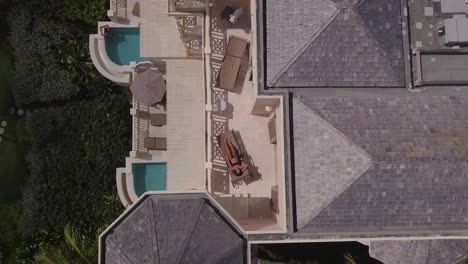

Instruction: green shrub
[18,0,107,26]
[52,0,107,26]
[20,93,130,237]
[8,8,79,106]
[0,202,22,264]
[25,109,64,149]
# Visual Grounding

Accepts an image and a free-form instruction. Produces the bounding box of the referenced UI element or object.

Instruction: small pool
[132,162,167,196]
[105,27,143,65]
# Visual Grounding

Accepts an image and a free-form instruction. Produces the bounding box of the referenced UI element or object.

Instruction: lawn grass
[0,9,28,262]
[0,201,22,261]
[0,31,27,203]
[0,48,13,111]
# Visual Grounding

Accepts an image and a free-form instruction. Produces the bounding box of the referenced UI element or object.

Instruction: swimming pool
[132,162,167,196]
[105,27,143,65]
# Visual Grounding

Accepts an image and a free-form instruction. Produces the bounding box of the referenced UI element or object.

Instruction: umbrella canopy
[130,70,166,105]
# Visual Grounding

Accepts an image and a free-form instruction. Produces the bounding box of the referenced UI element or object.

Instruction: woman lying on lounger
[224,138,248,176]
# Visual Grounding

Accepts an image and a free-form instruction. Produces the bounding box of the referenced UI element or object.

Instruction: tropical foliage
[0,203,22,260]
[18,0,107,26]
[35,225,102,264]
[1,0,130,263]
[7,8,78,105]
[7,0,111,107]
[21,94,130,237]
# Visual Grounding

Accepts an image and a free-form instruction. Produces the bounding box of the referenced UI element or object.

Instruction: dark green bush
[25,109,64,149]
[52,0,107,26]
[21,93,131,237]
[18,0,107,26]
[8,8,79,105]
[0,202,22,264]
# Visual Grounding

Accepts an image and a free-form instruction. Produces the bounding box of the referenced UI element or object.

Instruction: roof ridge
[107,236,135,264]
[352,3,404,83]
[149,198,160,263]
[449,240,468,262]
[211,238,244,263]
[268,2,339,86]
[294,98,372,229]
[354,0,369,9]
[176,200,205,264]
[425,241,433,264]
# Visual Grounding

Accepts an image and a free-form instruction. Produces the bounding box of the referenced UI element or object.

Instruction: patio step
[215,194,249,221]
[215,194,273,221]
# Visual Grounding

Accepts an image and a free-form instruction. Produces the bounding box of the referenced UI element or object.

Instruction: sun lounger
[150,113,167,126]
[144,137,167,150]
[216,130,252,184]
[219,36,249,92]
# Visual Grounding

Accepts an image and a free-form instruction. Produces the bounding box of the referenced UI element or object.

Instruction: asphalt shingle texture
[293,98,372,229]
[369,239,468,264]
[104,195,244,264]
[265,0,405,88]
[294,95,468,232]
[265,0,336,86]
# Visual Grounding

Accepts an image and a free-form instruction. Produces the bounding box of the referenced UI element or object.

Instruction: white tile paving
[140,0,187,58]
[166,59,205,190]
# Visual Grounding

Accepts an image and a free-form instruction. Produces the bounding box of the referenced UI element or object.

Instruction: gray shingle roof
[293,95,468,233]
[265,0,337,86]
[369,239,468,264]
[102,194,245,264]
[293,98,372,229]
[265,0,405,88]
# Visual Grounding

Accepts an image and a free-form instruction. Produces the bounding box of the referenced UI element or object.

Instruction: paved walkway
[140,0,187,58]
[166,59,205,190]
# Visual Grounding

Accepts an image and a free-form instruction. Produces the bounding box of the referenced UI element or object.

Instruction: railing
[186,38,204,57]
[176,16,203,36]
[205,0,213,192]
[111,0,127,19]
[175,15,204,58]
[169,0,205,13]
[132,98,150,154]
[205,0,231,194]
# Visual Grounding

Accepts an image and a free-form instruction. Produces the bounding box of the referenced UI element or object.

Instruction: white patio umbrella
[130,70,166,105]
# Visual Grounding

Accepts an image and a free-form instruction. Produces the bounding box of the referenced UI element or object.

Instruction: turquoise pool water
[105,27,142,65]
[132,162,167,196]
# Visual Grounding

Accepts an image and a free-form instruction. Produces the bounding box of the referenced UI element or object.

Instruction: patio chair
[219,36,249,92]
[150,113,167,126]
[216,130,252,184]
[144,137,167,150]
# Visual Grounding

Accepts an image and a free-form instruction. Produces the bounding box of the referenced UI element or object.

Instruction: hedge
[8,8,79,106]
[18,0,107,26]
[20,93,131,237]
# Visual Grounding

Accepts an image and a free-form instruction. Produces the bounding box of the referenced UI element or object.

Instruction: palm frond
[344,253,357,264]
[63,225,93,264]
[35,244,74,264]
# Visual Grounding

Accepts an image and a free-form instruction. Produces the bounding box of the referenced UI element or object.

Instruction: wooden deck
[166,59,205,190]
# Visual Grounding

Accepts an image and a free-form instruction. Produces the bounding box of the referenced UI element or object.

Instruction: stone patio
[207,0,283,231]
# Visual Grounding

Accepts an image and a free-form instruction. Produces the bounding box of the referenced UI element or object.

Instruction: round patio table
[0,121,6,127]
